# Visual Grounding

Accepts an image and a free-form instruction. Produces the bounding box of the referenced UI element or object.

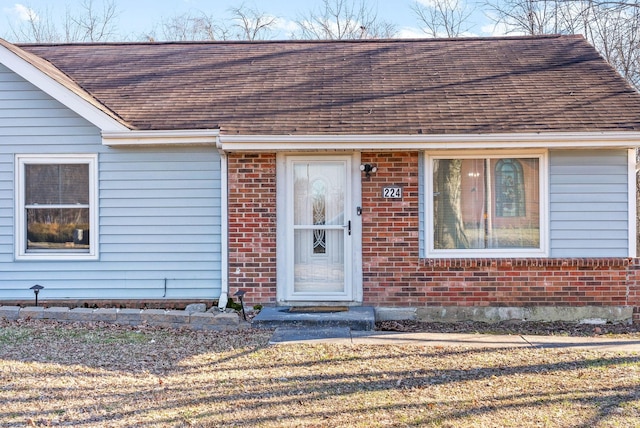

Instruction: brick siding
[228,151,640,317]
[361,152,422,306]
[227,153,277,305]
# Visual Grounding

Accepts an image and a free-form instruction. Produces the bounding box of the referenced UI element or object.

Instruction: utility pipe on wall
[217,140,229,311]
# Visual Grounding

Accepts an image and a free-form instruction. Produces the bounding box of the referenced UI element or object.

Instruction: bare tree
[4,0,120,43]
[486,0,640,89]
[578,1,640,88]
[6,4,62,42]
[159,11,228,41]
[485,0,566,35]
[67,0,120,42]
[433,159,470,249]
[295,0,397,39]
[412,0,475,37]
[157,5,279,41]
[230,4,278,40]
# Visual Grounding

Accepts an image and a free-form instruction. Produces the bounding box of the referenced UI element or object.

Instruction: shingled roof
[16,35,640,135]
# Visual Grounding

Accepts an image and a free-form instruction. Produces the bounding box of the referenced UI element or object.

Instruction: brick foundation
[370,257,632,307]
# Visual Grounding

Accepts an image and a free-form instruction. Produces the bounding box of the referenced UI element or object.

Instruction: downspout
[217,136,229,311]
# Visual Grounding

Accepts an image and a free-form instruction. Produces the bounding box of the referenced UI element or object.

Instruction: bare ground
[1,318,639,427]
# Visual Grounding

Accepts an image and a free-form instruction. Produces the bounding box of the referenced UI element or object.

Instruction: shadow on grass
[1,321,639,426]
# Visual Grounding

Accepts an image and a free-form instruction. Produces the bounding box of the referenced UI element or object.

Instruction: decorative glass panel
[495,159,525,217]
[312,180,327,254]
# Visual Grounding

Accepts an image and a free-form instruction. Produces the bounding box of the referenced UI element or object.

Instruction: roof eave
[101,129,221,146]
[216,131,640,151]
[0,39,129,132]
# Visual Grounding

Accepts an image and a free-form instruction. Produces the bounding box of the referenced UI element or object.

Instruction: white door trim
[276,153,362,305]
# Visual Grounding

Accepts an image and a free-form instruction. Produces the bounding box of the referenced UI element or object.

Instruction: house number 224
[382,187,402,199]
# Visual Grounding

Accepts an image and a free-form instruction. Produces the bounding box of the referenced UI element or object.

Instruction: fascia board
[218,132,640,151]
[0,42,128,132]
[102,129,220,146]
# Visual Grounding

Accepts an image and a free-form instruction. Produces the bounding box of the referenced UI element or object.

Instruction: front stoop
[252,306,376,331]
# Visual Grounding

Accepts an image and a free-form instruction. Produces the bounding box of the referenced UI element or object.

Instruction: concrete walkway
[269,327,640,352]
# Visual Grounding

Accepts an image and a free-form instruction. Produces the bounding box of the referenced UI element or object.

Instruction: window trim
[425,150,548,258]
[15,154,99,261]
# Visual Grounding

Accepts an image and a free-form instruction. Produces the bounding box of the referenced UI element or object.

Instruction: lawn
[1,319,639,427]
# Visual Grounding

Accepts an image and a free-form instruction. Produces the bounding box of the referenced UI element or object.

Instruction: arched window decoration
[312,179,327,254]
[495,159,525,217]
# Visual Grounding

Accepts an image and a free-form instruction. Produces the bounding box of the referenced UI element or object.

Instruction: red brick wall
[361,152,422,305]
[228,153,277,305]
[361,151,638,310]
[227,151,640,314]
[630,259,640,322]
[373,257,632,307]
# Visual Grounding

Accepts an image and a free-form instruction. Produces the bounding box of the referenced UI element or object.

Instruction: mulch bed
[376,319,640,337]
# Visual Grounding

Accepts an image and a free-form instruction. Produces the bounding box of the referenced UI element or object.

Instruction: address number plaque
[382,187,402,199]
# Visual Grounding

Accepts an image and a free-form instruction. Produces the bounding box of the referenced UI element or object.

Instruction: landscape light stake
[30,284,44,307]
[234,290,247,321]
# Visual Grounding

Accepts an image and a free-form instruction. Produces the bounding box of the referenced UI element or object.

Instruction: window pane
[293,162,344,226]
[433,158,539,250]
[26,164,89,205]
[294,229,344,293]
[26,208,90,251]
[490,158,539,248]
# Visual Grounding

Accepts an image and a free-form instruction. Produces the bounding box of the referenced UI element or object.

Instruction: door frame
[276,152,362,305]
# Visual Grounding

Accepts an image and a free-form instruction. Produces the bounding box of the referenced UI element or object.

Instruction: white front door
[279,155,360,303]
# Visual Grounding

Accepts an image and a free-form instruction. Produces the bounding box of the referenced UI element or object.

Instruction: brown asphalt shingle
[16,35,640,135]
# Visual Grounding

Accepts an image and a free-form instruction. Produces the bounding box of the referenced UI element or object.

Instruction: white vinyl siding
[0,64,222,301]
[549,149,629,257]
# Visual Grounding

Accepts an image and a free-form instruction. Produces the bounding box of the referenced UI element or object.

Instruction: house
[2,35,640,322]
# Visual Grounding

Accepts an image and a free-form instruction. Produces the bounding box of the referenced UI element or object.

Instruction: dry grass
[1,319,639,427]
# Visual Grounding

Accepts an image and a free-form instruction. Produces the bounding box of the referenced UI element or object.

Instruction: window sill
[16,253,98,261]
[426,249,548,259]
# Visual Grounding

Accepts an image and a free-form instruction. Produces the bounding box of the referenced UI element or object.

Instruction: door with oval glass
[284,156,354,301]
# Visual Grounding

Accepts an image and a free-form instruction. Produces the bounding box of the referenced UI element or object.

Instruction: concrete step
[252,306,376,331]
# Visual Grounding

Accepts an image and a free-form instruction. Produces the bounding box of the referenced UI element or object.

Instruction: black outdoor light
[30,284,44,307]
[360,163,378,178]
[234,289,247,321]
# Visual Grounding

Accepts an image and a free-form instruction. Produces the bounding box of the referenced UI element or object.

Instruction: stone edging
[0,305,240,330]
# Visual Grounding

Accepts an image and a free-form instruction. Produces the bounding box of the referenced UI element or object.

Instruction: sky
[0,0,499,42]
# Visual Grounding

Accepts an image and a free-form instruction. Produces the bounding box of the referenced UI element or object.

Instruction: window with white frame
[427,153,546,257]
[16,155,98,259]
